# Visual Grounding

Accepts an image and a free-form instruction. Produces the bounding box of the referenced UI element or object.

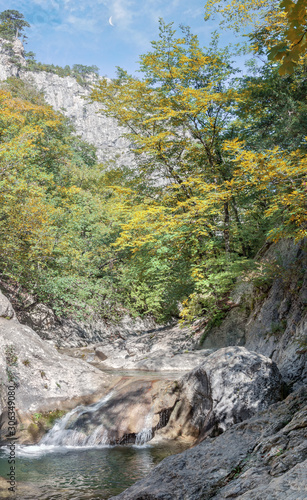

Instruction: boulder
[154,346,283,441]
[201,239,307,388]
[0,289,16,320]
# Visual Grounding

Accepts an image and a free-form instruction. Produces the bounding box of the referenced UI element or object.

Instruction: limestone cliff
[0,37,134,164]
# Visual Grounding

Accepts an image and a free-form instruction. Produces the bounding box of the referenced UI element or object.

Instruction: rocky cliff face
[0,37,134,165]
[200,239,307,389]
[0,37,26,80]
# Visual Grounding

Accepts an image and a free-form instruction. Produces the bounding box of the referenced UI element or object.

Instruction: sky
[0,0,248,78]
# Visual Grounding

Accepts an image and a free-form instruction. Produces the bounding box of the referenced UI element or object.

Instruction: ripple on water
[0,442,189,500]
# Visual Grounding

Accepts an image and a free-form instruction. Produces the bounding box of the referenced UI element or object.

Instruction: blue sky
[0,1,248,78]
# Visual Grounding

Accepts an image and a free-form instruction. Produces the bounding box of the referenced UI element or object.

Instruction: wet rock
[111,387,307,500]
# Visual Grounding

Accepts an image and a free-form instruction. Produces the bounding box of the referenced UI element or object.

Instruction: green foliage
[204,0,307,74]
[0,9,30,41]
[1,77,46,105]
[0,13,306,326]
[270,320,287,336]
[24,55,100,86]
[235,64,307,152]
[33,412,42,423]
[30,409,66,438]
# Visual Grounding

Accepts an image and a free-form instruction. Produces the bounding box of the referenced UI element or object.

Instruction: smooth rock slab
[94,325,208,372]
[0,292,115,429]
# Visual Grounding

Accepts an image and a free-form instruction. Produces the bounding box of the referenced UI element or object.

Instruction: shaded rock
[56,377,176,445]
[1,280,162,347]
[111,387,307,500]
[34,375,182,447]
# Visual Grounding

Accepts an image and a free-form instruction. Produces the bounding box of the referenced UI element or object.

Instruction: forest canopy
[0,8,306,327]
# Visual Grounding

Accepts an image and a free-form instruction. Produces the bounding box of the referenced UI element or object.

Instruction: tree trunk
[224,201,230,255]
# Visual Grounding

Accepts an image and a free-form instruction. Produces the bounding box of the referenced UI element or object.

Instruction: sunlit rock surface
[201,239,307,388]
[0,37,134,164]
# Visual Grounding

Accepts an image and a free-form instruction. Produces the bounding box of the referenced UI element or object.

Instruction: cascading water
[40,390,115,447]
[135,409,154,446]
[5,375,190,499]
[37,389,155,449]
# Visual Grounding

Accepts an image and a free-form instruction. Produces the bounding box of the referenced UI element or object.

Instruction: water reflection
[0,442,188,499]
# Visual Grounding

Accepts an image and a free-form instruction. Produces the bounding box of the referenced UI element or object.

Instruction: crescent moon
[109,16,114,26]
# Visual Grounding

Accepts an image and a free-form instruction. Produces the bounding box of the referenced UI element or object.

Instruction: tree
[204,0,307,74]
[90,18,306,323]
[0,10,30,41]
[90,21,258,321]
[91,21,242,256]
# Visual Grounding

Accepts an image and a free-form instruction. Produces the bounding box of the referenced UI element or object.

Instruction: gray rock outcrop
[111,386,307,500]
[0,289,16,320]
[0,37,134,165]
[93,324,207,371]
[39,347,283,447]
[154,346,283,441]
[0,37,26,80]
[0,291,115,429]
[201,239,307,388]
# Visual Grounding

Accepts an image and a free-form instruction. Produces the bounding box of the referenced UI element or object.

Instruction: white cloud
[66,15,97,31]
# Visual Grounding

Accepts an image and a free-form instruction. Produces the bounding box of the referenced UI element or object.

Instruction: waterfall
[40,390,115,447]
[135,409,153,446]
[18,381,158,455]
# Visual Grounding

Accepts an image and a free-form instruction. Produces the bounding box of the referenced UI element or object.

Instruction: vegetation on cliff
[0,5,306,324]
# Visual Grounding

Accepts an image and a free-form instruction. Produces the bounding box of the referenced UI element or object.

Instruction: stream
[0,370,188,499]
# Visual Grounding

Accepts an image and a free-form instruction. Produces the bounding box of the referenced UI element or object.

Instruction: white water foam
[135,409,154,446]
[25,390,116,452]
[15,389,156,456]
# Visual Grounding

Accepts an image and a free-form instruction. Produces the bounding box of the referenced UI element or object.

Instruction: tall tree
[0,10,30,40]
[91,21,241,257]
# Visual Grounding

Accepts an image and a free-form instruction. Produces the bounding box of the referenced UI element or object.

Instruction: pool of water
[0,442,188,499]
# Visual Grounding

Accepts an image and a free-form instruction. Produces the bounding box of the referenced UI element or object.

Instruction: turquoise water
[0,442,187,499]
